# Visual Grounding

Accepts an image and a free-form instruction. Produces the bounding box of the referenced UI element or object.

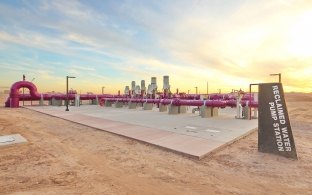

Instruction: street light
[66,76,76,111]
[195,87,198,95]
[270,73,281,83]
[102,86,105,94]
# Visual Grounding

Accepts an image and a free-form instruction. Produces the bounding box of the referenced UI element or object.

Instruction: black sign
[258,83,297,159]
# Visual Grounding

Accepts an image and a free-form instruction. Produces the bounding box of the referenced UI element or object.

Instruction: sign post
[258,82,297,159]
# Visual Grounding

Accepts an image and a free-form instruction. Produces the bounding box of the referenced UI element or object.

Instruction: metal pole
[65,76,76,111]
[249,84,259,120]
[270,73,281,83]
[23,87,24,106]
[207,81,208,95]
[66,76,69,111]
[249,84,251,120]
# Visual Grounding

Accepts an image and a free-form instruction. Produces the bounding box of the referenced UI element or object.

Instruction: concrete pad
[25,105,258,159]
[179,106,187,114]
[105,101,113,107]
[143,103,153,110]
[200,106,212,118]
[151,134,224,157]
[90,120,129,130]
[128,102,137,109]
[168,105,179,114]
[243,106,250,119]
[0,134,27,147]
[115,102,123,108]
[159,104,168,112]
[212,107,219,117]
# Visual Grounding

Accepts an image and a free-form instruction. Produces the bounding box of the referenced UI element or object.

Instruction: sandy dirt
[0,93,311,194]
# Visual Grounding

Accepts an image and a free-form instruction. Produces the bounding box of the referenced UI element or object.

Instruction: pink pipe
[242,94,254,101]
[174,94,201,100]
[6,80,258,108]
[6,81,40,108]
[241,100,258,107]
[5,81,130,108]
[209,93,237,100]
[18,93,77,101]
[101,98,258,108]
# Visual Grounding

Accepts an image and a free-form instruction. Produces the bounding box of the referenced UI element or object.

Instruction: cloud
[0,0,311,93]
[69,65,96,72]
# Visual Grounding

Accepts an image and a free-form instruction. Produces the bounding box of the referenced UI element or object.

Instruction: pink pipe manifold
[5,80,258,108]
[100,98,258,108]
[5,80,128,108]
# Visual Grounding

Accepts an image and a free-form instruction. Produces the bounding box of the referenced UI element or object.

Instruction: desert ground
[0,93,311,194]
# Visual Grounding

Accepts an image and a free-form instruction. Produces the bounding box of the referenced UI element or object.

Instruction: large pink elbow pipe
[6,81,40,108]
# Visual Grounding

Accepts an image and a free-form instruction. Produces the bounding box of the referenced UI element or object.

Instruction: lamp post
[66,76,76,111]
[102,86,105,94]
[195,87,198,95]
[270,73,281,83]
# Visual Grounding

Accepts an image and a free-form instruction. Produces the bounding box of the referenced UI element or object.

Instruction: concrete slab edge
[25,107,204,159]
[25,107,258,160]
[198,127,258,159]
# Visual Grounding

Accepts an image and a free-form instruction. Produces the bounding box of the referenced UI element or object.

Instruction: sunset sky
[0,0,311,94]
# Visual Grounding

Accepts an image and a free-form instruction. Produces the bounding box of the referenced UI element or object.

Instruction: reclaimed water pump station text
[269,85,292,152]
